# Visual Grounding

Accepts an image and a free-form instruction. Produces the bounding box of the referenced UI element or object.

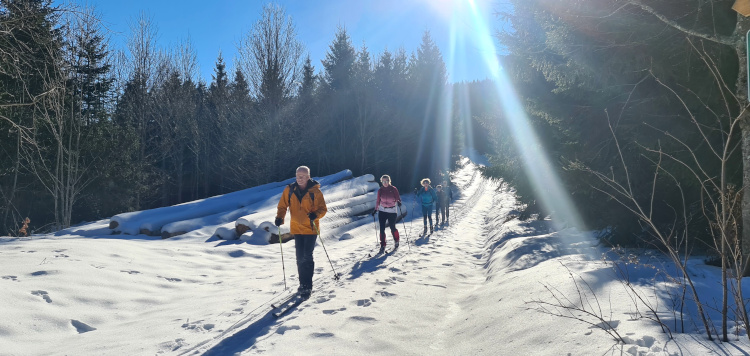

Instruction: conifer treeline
[1,1,483,234]
[488,0,742,246]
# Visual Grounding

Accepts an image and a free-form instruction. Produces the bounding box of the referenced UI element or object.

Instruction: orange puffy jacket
[276,180,327,235]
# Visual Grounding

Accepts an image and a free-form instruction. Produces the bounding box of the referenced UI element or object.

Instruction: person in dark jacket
[415,178,438,234]
[372,175,402,253]
[436,182,453,225]
[275,166,327,300]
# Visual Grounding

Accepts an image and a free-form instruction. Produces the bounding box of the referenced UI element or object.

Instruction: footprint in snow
[2,275,18,282]
[378,276,404,285]
[276,325,301,335]
[313,295,330,304]
[349,316,377,323]
[322,307,346,315]
[379,291,397,298]
[71,319,96,333]
[31,290,52,303]
[120,270,141,275]
[157,338,187,353]
[356,299,373,307]
[181,320,215,332]
[159,276,181,282]
[310,332,335,338]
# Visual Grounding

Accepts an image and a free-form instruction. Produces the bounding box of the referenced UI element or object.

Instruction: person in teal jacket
[415,178,438,234]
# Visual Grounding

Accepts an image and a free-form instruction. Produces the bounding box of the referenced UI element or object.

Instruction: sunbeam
[457,0,586,231]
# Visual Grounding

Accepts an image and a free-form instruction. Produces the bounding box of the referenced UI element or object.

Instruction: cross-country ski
[272,297,306,319]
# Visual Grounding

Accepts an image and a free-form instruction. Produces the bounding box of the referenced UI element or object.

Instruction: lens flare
[445,0,586,231]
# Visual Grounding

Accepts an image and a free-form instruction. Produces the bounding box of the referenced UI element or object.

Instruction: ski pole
[311,220,340,280]
[411,188,417,234]
[373,213,379,247]
[398,204,410,251]
[278,225,287,290]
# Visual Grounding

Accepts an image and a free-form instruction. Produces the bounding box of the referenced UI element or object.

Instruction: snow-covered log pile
[109,170,353,237]
[219,174,379,244]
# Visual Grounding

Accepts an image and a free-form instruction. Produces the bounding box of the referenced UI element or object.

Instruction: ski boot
[297,286,312,300]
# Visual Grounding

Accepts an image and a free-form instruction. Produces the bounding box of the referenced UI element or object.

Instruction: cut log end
[236,224,250,236]
[139,228,160,236]
[161,231,186,239]
[109,221,119,229]
[269,232,294,244]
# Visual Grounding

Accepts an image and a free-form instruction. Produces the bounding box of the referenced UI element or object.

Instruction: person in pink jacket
[372,174,402,253]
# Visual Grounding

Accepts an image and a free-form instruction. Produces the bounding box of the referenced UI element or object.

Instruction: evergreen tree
[203,53,230,195]
[322,27,356,92]
[226,68,256,187]
[320,27,357,172]
[352,42,375,172]
[408,31,449,182]
[70,10,114,125]
[121,12,160,210]
[294,56,321,167]
[299,56,316,102]
[64,7,118,223]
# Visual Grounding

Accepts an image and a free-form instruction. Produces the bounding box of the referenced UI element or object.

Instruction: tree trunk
[743,127,750,269]
[737,15,750,274]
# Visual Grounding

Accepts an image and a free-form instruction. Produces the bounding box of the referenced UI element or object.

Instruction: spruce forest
[2,0,749,264]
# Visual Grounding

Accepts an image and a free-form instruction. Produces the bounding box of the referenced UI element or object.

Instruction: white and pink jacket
[376,185,402,214]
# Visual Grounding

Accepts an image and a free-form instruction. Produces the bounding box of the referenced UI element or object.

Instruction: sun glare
[444,0,586,231]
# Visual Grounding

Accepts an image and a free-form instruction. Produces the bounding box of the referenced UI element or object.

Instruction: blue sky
[62,0,501,84]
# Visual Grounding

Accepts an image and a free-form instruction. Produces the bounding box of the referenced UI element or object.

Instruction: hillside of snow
[2,158,750,355]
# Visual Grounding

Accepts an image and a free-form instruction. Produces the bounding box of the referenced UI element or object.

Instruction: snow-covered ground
[2,158,750,355]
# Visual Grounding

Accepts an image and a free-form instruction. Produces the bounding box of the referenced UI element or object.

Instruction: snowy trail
[203,161,507,355]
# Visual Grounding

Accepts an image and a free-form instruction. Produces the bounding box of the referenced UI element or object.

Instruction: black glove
[308,212,317,221]
[397,201,402,207]
[371,210,377,216]
[274,217,283,226]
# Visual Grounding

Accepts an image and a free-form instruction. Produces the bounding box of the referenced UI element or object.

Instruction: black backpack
[288,183,315,207]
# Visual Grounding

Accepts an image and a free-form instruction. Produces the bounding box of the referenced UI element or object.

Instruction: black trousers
[436,203,448,222]
[294,234,316,290]
[378,211,398,235]
[421,204,433,226]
